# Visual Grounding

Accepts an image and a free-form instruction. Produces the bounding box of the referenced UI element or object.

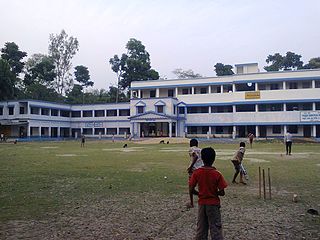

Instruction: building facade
[1,63,320,139]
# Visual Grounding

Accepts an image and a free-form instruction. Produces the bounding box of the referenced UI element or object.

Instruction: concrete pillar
[232,126,236,139]
[92,128,94,136]
[175,121,178,137]
[48,127,51,138]
[156,88,160,98]
[57,127,61,137]
[255,83,258,91]
[138,90,141,98]
[283,81,286,90]
[283,103,286,111]
[221,85,224,93]
[255,125,259,138]
[312,125,316,137]
[313,102,316,111]
[284,125,287,134]
[169,122,172,138]
[232,84,236,92]
[69,128,72,137]
[312,80,316,88]
[208,86,212,94]
[175,87,178,97]
[255,104,258,112]
[232,105,236,113]
[191,87,195,95]
[27,125,30,137]
[130,91,133,98]
[208,106,211,113]
[209,126,212,134]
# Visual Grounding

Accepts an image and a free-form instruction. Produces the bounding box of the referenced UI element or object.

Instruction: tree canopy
[0,59,15,100]
[264,52,303,71]
[74,65,93,89]
[214,63,234,76]
[49,30,79,95]
[172,68,202,79]
[1,42,27,77]
[109,38,159,90]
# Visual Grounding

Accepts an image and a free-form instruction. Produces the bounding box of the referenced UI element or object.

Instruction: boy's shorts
[231,160,240,171]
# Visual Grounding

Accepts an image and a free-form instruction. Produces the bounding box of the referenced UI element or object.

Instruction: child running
[189,147,228,240]
[231,142,247,184]
[187,139,203,195]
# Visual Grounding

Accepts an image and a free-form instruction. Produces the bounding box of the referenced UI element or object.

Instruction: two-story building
[1,63,320,139]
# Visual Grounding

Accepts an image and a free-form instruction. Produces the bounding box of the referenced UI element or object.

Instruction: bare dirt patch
[1,188,319,240]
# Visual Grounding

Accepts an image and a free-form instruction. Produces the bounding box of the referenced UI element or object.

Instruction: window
[211,85,221,93]
[83,110,93,117]
[94,128,105,135]
[82,128,93,135]
[187,106,209,114]
[8,107,14,115]
[316,102,320,110]
[71,111,81,117]
[60,110,70,117]
[94,110,105,117]
[137,106,144,114]
[19,107,25,114]
[178,107,185,114]
[107,128,117,135]
[236,104,255,112]
[187,126,197,134]
[31,107,39,115]
[0,107,3,115]
[302,81,311,88]
[235,83,255,92]
[182,88,190,95]
[258,84,266,90]
[150,90,156,98]
[223,84,232,93]
[258,104,283,112]
[211,105,233,113]
[201,126,209,134]
[119,128,130,135]
[288,125,298,134]
[168,89,174,97]
[315,80,320,88]
[106,110,117,116]
[288,82,298,89]
[270,83,279,90]
[156,106,164,113]
[216,126,224,134]
[272,125,281,134]
[119,109,130,116]
[51,109,58,116]
[200,88,207,94]
[41,108,50,115]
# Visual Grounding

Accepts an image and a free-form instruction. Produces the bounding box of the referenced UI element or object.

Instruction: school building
[1,63,320,139]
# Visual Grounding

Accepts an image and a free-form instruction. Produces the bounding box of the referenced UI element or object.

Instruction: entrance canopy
[129,111,181,122]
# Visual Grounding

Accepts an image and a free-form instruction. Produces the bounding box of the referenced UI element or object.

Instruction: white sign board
[300,111,320,122]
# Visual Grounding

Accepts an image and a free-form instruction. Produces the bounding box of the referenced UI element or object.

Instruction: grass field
[0,139,319,239]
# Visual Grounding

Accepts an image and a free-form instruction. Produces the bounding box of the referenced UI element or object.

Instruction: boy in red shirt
[189,147,228,240]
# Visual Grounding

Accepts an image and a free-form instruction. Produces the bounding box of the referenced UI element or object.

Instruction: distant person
[81,134,85,147]
[112,133,115,143]
[247,132,254,148]
[284,131,293,155]
[188,147,228,240]
[231,142,247,184]
[0,133,4,142]
[187,139,203,195]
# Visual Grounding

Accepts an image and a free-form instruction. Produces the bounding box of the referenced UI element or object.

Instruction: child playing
[81,134,85,147]
[187,139,203,195]
[231,142,247,184]
[189,147,228,240]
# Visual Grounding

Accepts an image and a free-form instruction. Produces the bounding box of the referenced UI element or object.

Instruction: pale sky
[1,0,320,89]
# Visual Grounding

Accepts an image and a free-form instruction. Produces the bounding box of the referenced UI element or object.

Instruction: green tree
[1,42,27,77]
[49,30,79,95]
[66,84,83,104]
[172,68,202,78]
[214,63,234,76]
[264,52,303,71]
[0,59,15,100]
[109,38,159,91]
[24,54,56,87]
[301,57,320,69]
[74,65,93,89]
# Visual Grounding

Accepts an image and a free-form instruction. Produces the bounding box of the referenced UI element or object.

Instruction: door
[303,125,311,137]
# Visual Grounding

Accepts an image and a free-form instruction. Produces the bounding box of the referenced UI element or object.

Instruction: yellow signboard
[245,91,260,99]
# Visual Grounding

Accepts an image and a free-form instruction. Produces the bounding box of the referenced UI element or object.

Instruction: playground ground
[0,139,319,239]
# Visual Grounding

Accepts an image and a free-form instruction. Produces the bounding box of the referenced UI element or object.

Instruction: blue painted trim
[30,104,71,111]
[130,97,178,100]
[27,118,130,123]
[177,101,187,106]
[130,82,233,90]
[235,63,258,67]
[233,76,320,84]
[185,122,320,126]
